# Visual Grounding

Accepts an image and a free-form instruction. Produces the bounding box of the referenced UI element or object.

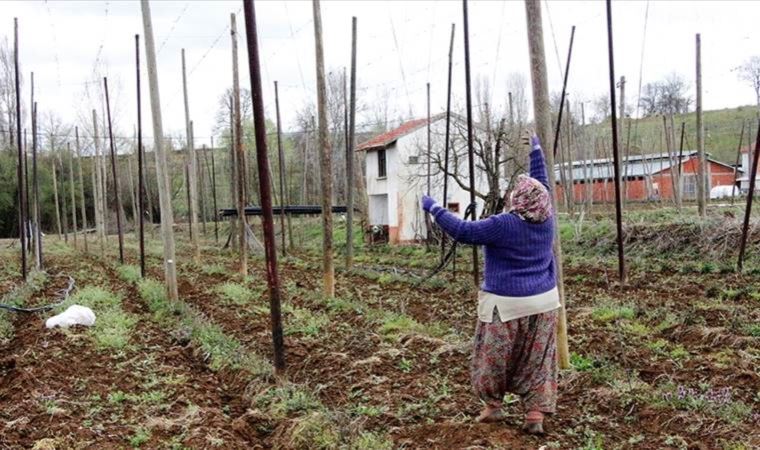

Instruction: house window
[447,202,460,213]
[378,149,387,178]
[683,175,696,199]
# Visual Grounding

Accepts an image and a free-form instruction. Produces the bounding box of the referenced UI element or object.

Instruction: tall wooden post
[75,127,88,253]
[243,0,286,375]
[695,33,707,218]
[426,82,432,195]
[441,23,455,260]
[51,151,63,240]
[182,49,201,261]
[32,103,42,267]
[206,141,219,244]
[104,77,125,264]
[13,18,27,279]
[346,16,358,268]
[617,76,626,205]
[462,0,479,286]
[231,12,248,275]
[68,144,78,248]
[92,110,106,256]
[732,121,745,204]
[313,0,335,296]
[274,81,287,257]
[525,0,570,369]
[196,126,207,236]
[141,0,179,301]
[136,34,145,277]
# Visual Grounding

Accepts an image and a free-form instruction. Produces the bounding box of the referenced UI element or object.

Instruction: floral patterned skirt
[470,308,558,413]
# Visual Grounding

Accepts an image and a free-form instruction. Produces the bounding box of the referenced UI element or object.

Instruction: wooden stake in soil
[75,128,88,253]
[141,0,179,301]
[13,17,27,279]
[231,12,248,276]
[605,0,626,283]
[732,121,745,204]
[206,141,219,244]
[738,123,760,272]
[104,77,125,264]
[346,16,357,268]
[68,143,78,248]
[695,33,707,218]
[32,103,42,267]
[182,49,201,262]
[51,149,63,240]
[274,81,287,257]
[441,23,455,261]
[92,109,106,257]
[525,0,570,369]
[136,34,145,276]
[312,0,335,297]
[243,0,286,375]
[462,0,479,286]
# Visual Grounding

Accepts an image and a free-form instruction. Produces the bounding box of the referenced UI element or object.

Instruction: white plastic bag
[45,305,96,329]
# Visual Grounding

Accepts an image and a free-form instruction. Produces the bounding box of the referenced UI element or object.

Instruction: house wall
[555,158,736,203]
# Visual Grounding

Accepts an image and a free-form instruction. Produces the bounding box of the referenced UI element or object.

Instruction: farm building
[738,140,760,193]
[553,151,741,203]
[357,115,487,244]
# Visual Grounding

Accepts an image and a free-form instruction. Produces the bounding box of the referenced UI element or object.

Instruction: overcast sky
[4,0,759,151]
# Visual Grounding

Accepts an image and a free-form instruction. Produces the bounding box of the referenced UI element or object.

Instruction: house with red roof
[357,114,487,244]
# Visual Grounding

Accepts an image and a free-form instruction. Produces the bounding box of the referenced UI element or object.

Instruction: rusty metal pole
[738,124,760,271]
[606,0,626,283]
[243,0,285,375]
[441,23,455,262]
[462,0,479,286]
[14,17,27,280]
[552,25,576,159]
[104,77,125,264]
[136,34,146,277]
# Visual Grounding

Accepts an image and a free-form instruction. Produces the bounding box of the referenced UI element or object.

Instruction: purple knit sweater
[428,145,556,297]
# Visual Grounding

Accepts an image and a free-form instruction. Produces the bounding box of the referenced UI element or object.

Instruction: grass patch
[287,412,340,450]
[286,307,329,337]
[58,286,136,351]
[592,304,636,323]
[128,427,151,447]
[216,282,256,305]
[201,264,228,277]
[0,270,48,343]
[255,384,322,419]
[116,265,141,284]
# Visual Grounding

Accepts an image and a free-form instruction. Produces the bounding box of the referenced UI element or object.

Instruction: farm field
[0,210,758,450]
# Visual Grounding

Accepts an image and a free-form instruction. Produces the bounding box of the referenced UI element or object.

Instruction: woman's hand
[421,195,437,212]
[522,128,540,149]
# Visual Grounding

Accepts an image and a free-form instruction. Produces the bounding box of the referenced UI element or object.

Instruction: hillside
[584,104,759,164]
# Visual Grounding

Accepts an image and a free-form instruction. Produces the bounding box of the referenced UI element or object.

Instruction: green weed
[592,304,636,323]
[216,282,255,305]
[116,265,141,284]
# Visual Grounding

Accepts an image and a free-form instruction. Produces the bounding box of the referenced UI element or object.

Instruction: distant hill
[583,105,759,164]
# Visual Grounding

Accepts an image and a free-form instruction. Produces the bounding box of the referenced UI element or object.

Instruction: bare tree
[736,56,760,114]
[638,73,693,117]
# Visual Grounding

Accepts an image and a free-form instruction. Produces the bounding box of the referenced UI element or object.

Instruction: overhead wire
[156,3,191,55]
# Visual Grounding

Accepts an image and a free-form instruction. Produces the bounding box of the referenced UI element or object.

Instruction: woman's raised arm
[422,196,505,246]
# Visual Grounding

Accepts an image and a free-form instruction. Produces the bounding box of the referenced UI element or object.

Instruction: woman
[421,133,559,435]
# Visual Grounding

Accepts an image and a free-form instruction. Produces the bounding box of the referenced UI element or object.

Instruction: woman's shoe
[476,405,505,423]
[522,410,545,434]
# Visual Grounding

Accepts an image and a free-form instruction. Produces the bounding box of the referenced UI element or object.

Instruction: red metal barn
[554,151,741,203]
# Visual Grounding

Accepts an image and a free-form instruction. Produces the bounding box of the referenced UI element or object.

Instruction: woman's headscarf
[509,174,553,223]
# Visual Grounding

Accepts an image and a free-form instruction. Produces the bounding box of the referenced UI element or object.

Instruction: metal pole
[606,0,626,283]
[14,17,27,280]
[441,23,455,261]
[738,123,760,271]
[136,34,146,277]
[551,25,576,159]
[462,0,479,286]
[274,81,287,257]
[104,77,125,264]
[243,0,285,375]
[346,16,358,268]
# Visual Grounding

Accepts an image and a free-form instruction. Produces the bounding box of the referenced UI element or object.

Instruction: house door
[369,194,389,225]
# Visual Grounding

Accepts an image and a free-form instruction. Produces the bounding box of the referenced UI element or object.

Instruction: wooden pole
[33,103,42,267]
[182,49,201,261]
[274,81,287,257]
[312,0,335,296]
[525,0,570,369]
[462,0,479,286]
[104,77,125,264]
[141,0,179,301]
[92,109,105,256]
[243,0,286,375]
[14,17,27,279]
[441,23,455,261]
[68,143,78,248]
[207,141,219,244]
[197,126,207,236]
[127,143,139,226]
[732,121,745,204]
[59,152,69,243]
[133,34,145,276]
[738,124,760,271]
[605,0,626,283]
[231,12,248,275]
[346,16,357,268]
[52,149,63,240]
[695,33,707,217]
[551,25,576,159]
